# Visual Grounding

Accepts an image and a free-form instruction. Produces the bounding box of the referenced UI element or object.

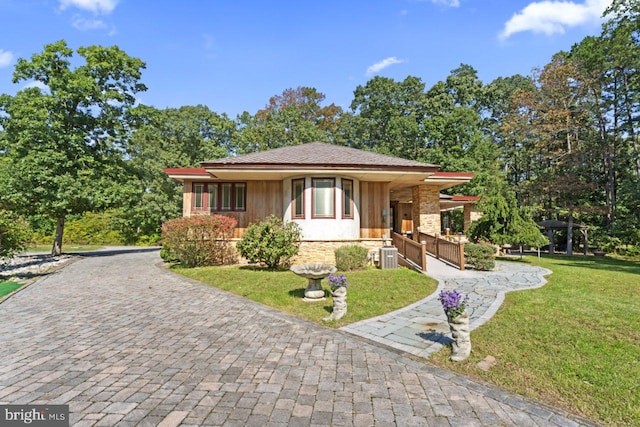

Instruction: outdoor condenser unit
[379,246,398,269]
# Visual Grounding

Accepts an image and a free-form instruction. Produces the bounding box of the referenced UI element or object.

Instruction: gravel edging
[0,254,80,305]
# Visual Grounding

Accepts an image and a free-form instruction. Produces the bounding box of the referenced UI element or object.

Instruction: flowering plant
[328,273,348,291]
[437,289,468,319]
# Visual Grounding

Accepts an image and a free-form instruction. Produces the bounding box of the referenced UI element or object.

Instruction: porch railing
[418,232,466,270]
[392,232,427,272]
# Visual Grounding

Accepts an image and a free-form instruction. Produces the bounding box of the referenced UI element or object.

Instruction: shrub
[465,243,495,271]
[334,245,369,271]
[136,234,162,246]
[0,210,32,259]
[159,245,178,262]
[64,211,125,245]
[161,215,237,267]
[236,215,302,269]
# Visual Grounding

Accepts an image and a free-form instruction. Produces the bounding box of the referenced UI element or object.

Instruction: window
[192,182,245,212]
[312,178,335,218]
[221,183,232,210]
[235,183,246,211]
[193,183,205,210]
[342,179,354,219]
[208,183,218,211]
[292,179,305,219]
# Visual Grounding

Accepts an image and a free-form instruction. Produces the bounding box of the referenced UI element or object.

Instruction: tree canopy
[2,10,640,255]
[0,40,146,255]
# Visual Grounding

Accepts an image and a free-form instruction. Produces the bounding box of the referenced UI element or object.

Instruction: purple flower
[328,273,348,291]
[437,289,468,319]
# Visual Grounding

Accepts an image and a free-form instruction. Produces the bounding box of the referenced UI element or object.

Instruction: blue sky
[0,0,611,117]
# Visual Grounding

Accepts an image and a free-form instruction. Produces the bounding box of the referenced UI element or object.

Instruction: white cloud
[72,16,107,30]
[59,0,118,14]
[366,57,405,76]
[500,0,610,40]
[0,49,14,67]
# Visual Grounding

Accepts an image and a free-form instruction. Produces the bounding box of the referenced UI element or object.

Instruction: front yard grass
[0,281,23,298]
[25,245,103,253]
[173,265,437,328]
[430,255,640,426]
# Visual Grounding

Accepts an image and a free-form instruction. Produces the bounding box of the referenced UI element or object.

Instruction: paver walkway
[0,248,596,426]
[342,256,552,359]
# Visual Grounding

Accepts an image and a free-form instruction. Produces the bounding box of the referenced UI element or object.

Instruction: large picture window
[193,182,246,212]
[292,178,305,219]
[312,178,335,218]
[342,179,354,219]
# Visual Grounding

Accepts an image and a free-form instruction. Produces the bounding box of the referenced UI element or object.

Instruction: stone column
[463,204,483,232]
[411,185,441,238]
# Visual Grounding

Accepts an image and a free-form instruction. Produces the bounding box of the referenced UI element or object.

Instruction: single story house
[164,142,480,263]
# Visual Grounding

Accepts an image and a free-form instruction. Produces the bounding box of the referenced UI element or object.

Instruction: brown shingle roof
[201,142,438,171]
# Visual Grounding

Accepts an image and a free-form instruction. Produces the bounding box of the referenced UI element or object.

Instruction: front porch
[389,173,481,239]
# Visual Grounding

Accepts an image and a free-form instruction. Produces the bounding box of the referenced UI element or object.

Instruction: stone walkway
[0,248,596,426]
[341,256,552,359]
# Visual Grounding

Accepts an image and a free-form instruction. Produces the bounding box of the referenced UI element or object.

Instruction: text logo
[0,405,68,426]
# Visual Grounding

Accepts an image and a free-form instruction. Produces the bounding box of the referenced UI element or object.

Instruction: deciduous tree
[0,40,146,255]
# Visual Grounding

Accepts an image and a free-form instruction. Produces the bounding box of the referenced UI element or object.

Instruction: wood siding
[359,181,390,239]
[183,180,283,238]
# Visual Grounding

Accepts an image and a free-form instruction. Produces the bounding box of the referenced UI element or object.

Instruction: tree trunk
[52,217,65,256]
[622,70,640,177]
[567,204,574,256]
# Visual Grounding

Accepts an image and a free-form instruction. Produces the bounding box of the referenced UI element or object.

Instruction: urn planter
[323,286,347,321]
[447,310,471,362]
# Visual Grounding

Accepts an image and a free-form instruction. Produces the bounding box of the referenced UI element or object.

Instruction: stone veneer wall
[228,239,384,266]
[463,205,483,231]
[411,185,441,237]
[293,240,384,265]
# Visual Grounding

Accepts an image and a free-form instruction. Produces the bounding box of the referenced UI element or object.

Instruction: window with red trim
[292,179,305,219]
[342,179,354,219]
[192,182,246,212]
[312,178,335,218]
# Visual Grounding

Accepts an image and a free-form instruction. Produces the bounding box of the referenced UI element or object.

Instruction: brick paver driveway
[0,248,594,426]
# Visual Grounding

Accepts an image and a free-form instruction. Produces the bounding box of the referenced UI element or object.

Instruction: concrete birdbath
[290,263,337,302]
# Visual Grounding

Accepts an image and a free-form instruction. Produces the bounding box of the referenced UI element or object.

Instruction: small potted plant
[438,289,471,361]
[323,273,348,321]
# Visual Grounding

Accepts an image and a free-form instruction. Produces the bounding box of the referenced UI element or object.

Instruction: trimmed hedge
[464,243,495,271]
[161,215,237,267]
[335,245,369,271]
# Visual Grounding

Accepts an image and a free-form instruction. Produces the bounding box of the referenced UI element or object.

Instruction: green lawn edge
[430,255,640,426]
[0,281,24,298]
[172,265,438,329]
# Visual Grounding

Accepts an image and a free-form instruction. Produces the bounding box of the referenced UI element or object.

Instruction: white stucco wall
[283,176,361,241]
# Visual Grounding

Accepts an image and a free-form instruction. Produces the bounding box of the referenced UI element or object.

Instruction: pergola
[537,219,589,255]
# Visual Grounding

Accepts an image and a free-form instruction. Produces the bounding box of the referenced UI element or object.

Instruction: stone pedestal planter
[448,310,471,362]
[290,263,337,302]
[323,287,347,321]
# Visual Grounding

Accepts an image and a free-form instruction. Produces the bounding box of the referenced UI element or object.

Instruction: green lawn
[430,255,640,426]
[25,245,103,253]
[173,265,438,328]
[0,281,24,298]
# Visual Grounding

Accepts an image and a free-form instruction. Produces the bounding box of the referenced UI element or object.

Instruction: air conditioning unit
[379,246,398,269]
